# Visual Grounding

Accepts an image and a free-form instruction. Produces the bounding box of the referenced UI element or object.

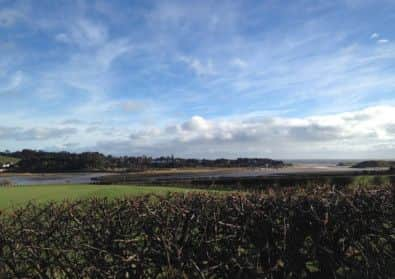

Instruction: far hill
[352,160,395,168]
[1,149,285,172]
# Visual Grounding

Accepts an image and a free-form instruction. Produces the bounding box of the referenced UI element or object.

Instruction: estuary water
[0,172,110,185]
[0,161,385,186]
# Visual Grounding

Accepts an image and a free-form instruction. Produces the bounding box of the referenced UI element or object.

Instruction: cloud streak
[0,0,394,158]
[0,71,23,94]
[0,126,77,141]
[179,56,216,76]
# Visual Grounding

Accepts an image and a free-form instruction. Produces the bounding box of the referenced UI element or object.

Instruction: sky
[1,0,395,159]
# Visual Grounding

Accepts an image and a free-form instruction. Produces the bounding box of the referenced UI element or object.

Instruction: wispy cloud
[370,32,390,44]
[0,126,77,141]
[0,71,24,94]
[55,19,108,48]
[377,39,389,44]
[179,56,216,76]
[1,0,395,157]
[117,100,148,113]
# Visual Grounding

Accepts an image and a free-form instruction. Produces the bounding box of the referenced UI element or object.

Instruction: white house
[0,163,12,172]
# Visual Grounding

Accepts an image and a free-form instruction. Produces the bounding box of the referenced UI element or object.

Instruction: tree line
[0,150,285,172]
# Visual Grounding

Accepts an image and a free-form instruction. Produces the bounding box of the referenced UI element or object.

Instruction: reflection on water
[0,173,109,185]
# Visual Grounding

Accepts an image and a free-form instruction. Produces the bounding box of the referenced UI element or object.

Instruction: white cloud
[86,105,395,158]
[179,56,216,76]
[182,116,211,131]
[377,39,389,44]
[370,33,389,44]
[6,104,393,159]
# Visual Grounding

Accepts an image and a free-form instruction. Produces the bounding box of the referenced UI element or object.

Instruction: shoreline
[2,164,390,186]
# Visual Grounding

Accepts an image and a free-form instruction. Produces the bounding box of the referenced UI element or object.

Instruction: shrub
[0,186,393,278]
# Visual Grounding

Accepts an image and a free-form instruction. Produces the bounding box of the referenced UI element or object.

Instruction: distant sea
[283,159,359,165]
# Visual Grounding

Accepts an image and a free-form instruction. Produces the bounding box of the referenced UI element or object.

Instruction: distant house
[0,163,12,172]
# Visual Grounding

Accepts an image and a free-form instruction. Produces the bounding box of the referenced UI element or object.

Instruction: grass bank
[0,184,205,209]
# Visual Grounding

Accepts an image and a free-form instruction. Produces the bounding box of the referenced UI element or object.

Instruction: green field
[0,184,201,210]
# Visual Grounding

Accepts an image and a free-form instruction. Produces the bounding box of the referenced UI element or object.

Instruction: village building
[0,163,12,172]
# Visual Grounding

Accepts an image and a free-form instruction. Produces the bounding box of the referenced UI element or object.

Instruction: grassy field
[0,184,201,209]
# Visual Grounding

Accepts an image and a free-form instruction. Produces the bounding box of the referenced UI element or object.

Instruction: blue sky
[1,0,395,158]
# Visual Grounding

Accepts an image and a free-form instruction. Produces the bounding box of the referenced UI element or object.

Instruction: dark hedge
[0,186,393,278]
